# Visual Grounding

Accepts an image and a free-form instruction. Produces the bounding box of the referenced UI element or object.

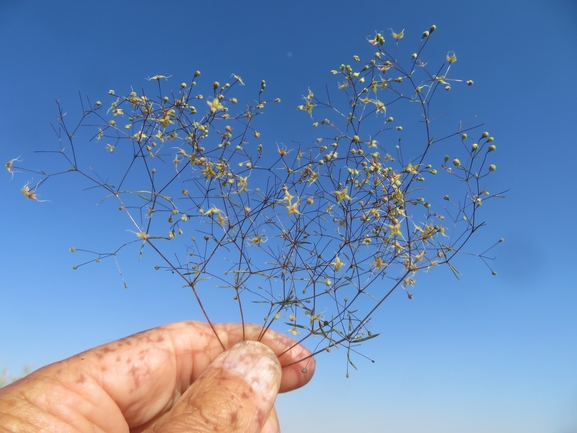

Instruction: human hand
[0,321,315,432]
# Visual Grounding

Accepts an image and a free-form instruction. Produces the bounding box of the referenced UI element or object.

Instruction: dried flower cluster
[7,27,503,374]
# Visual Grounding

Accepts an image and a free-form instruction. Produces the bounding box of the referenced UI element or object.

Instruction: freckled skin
[0,321,315,433]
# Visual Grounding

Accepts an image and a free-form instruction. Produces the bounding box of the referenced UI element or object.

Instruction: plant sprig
[7,26,505,376]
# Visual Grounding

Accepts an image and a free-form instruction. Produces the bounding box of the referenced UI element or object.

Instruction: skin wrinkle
[7,376,106,433]
[154,343,277,433]
[52,355,143,431]
[0,410,48,433]
[196,384,243,432]
[49,373,121,431]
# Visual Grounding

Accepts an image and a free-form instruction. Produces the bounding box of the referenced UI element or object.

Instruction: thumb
[148,340,282,433]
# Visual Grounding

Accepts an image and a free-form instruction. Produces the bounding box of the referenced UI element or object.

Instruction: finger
[147,341,280,433]
[261,406,280,433]
[20,321,314,430]
[217,322,315,393]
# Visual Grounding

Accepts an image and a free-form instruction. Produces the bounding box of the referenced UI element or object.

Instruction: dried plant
[7,26,504,376]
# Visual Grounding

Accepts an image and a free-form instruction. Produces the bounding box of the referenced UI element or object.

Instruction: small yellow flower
[251,233,265,245]
[298,89,315,116]
[370,256,387,270]
[404,162,419,174]
[237,175,248,193]
[231,73,245,85]
[5,156,21,178]
[207,98,224,113]
[330,255,346,272]
[388,223,403,237]
[147,75,171,81]
[20,182,38,200]
[446,51,457,64]
[206,207,226,226]
[286,201,301,217]
[133,131,147,141]
[333,187,352,203]
[390,28,404,40]
[277,144,290,157]
[283,187,294,204]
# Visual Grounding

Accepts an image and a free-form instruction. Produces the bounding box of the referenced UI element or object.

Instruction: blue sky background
[1,1,576,432]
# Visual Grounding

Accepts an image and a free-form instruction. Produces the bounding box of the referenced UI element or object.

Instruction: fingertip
[154,340,282,433]
[277,345,316,393]
[217,340,282,398]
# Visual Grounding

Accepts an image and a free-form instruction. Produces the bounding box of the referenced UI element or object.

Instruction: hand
[0,321,315,432]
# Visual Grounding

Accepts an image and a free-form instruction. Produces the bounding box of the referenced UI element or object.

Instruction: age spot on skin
[138,349,149,361]
[229,410,239,425]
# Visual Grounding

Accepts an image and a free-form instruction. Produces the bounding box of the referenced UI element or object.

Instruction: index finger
[45,321,314,428]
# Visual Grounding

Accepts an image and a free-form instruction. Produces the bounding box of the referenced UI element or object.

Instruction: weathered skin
[0,321,315,433]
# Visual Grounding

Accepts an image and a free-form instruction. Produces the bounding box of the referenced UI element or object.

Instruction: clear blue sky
[1,1,576,432]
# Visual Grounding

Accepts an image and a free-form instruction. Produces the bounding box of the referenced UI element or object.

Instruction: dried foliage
[8,26,504,375]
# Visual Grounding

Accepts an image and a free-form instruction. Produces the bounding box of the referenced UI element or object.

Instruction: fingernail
[216,340,280,397]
